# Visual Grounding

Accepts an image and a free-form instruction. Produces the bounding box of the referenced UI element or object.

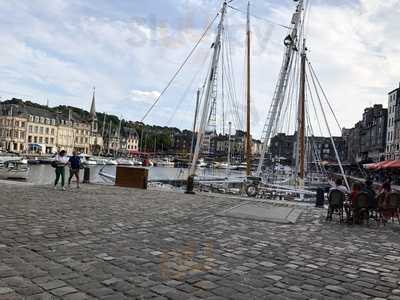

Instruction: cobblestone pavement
[1,183,400,300]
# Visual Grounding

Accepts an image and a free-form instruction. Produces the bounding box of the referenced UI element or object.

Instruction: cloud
[129,89,160,104]
[0,0,399,139]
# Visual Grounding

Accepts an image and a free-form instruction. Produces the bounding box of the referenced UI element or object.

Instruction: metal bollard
[316,188,324,207]
[83,167,90,184]
[185,175,195,194]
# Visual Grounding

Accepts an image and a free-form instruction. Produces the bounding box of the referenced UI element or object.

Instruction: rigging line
[227,5,291,30]
[281,49,300,134]
[304,0,312,38]
[305,98,326,176]
[166,49,212,126]
[305,71,323,136]
[226,17,243,126]
[223,61,240,130]
[282,51,298,134]
[307,60,343,133]
[221,31,225,135]
[308,59,350,190]
[140,12,219,122]
[225,23,243,128]
[223,29,242,130]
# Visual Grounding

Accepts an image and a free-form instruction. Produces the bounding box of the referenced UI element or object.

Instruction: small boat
[80,154,97,166]
[39,157,55,164]
[155,158,174,168]
[132,158,143,166]
[197,159,207,168]
[0,159,30,180]
[105,158,118,165]
[116,158,134,166]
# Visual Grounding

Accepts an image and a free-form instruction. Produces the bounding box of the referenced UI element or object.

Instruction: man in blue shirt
[68,151,81,188]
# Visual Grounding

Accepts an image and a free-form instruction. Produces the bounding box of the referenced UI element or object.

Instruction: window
[35,116,39,122]
[34,126,38,133]
[28,126,33,133]
[85,138,88,143]
[45,137,49,144]
[20,132,25,139]
[29,115,34,122]
[51,119,56,125]
[45,127,49,135]
[39,127,44,134]
[34,136,37,143]
[28,136,32,143]
[39,137,43,143]
[51,129,55,135]
[50,138,54,144]
[40,117,44,123]
[21,122,25,128]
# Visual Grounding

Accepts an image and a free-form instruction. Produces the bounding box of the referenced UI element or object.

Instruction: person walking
[68,151,81,188]
[54,150,68,190]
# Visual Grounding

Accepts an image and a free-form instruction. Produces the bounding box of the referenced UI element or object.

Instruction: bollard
[185,175,195,194]
[83,167,90,184]
[316,188,324,207]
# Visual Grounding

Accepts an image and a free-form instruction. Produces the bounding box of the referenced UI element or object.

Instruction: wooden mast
[245,1,252,176]
[298,39,307,186]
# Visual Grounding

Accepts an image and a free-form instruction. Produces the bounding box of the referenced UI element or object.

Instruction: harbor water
[26,165,243,185]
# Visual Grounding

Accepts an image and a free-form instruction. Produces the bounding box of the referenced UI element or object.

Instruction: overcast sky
[0,0,399,138]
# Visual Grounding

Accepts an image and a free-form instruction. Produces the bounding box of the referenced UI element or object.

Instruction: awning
[364,160,400,170]
[28,143,42,148]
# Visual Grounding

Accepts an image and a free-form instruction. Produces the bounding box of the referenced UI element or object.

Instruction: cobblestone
[0,183,399,299]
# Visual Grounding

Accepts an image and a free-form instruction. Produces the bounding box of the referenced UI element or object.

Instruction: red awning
[365,160,400,170]
[382,160,400,169]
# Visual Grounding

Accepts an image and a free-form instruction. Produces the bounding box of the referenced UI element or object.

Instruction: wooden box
[115,166,148,189]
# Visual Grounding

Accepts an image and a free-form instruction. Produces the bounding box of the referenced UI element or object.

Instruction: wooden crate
[115,166,148,189]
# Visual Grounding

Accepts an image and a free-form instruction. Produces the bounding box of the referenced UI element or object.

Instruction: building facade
[0,98,105,155]
[386,86,399,159]
[343,104,387,163]
[0,104,26,152]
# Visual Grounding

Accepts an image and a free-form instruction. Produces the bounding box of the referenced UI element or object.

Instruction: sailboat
[186,0,348,198]
[252,0,349,198]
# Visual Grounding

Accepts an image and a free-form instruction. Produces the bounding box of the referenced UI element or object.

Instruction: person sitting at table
[378,181,392,222]
[329,178,348,195]
[362,179,377,208]
[347,182,362,223]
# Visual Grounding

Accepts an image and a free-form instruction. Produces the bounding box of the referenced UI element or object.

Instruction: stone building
[269,133,346,165]
[344,104,387,162]
[0,98,104,155]
[120,127,139,154]
[386,85,399,159]
[26,108,58,154]
[0,104,27,152]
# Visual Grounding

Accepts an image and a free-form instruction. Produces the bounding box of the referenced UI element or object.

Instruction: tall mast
[245,1,251,176]
[101,113,107,154]
[108,120,112,155]
[117,117,122,155]
[297,39,307,186]
[190,89,201,162]
[189,1,227,176]
[227,121,232,178]
[257,0,304,175]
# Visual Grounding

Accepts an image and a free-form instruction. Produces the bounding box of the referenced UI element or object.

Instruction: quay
[0,182,400,299]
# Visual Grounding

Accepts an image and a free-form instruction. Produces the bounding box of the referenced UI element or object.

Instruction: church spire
[90,86,97,120]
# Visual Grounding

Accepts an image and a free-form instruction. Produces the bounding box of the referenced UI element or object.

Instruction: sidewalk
[0,183,399,299]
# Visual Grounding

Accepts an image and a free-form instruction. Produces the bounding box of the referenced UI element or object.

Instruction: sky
[0,0,399,138]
